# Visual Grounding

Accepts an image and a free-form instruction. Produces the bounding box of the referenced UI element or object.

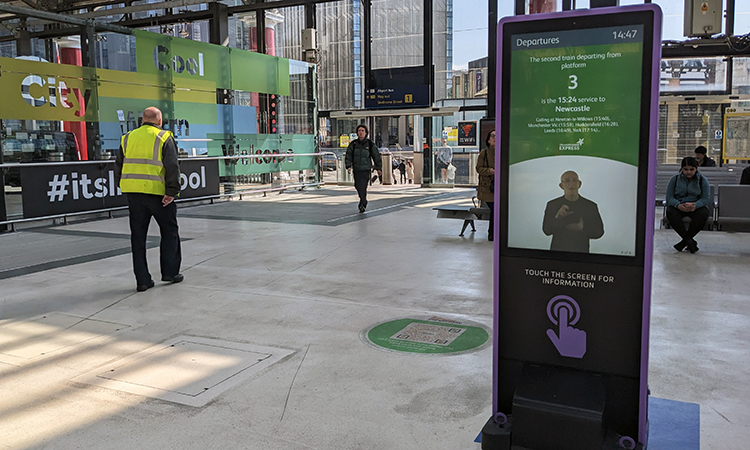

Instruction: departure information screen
[505,25,645,257]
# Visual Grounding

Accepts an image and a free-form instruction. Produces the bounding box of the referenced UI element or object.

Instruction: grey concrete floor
[0,185,747,450]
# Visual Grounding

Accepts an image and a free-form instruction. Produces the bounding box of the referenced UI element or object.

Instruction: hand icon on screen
[546,295,587,359]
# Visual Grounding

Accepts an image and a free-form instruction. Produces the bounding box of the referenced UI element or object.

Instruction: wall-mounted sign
[457,121,477,146]
[723,113,750,159]
[365,66,430,109]
[364,86,429,109]
[446,127,458,144]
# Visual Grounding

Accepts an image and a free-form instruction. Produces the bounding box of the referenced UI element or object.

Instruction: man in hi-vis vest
[115,106,183,292]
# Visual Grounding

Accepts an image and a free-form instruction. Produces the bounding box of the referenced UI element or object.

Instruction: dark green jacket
[345,139,382,172]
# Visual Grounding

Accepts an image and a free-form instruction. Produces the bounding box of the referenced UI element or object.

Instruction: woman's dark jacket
[666,171,710,209]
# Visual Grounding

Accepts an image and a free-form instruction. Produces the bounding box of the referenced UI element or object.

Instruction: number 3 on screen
[568,74,578,90]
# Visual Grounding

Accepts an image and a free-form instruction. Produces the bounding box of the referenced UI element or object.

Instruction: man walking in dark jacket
[345,124,382,213]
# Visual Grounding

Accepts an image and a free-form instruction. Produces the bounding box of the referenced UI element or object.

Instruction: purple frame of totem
[493,5,662,445]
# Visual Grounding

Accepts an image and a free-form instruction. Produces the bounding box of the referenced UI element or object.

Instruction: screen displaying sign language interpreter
[505,25,645,258]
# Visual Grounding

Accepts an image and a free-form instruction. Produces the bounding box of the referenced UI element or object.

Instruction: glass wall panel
[451,0,489,99]
[1,28,318,221]
[498,0,515,18]
[232,12,256,51]
[733,57,750,95]
[657,102,725,164]
[433,0,452,101]
[316,0,361,111]
[660,57,728,95]
[371,0,424,69]
[270,6,305,61]
[737,2,750,34]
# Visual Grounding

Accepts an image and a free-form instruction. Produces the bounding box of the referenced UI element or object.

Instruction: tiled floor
[0,185,746,449]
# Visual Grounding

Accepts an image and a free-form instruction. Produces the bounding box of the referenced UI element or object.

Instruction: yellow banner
[97,68,217,104]
[0,57,98,121]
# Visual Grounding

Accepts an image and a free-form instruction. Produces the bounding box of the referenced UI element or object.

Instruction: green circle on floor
[361,316,490,355]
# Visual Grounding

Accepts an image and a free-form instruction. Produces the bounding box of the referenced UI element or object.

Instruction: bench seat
[434,205,489,236]
[716,185,750,232]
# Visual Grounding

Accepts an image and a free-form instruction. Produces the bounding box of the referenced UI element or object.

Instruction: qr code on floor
[391,323,465,346]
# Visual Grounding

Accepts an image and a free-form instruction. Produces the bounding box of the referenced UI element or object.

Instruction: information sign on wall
[723,113,750,160]
[457,121,477,146]
[364,86,429,109]
[364,66,430,109]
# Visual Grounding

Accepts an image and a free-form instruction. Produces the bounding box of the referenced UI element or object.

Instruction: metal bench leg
[460,220,470,236]
[459,220,476,236]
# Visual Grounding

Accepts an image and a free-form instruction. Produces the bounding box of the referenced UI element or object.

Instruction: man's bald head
[142,107,163,126]
[559,170,582,201]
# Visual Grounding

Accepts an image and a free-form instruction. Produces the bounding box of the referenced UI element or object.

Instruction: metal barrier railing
[0,154,326,231]
[0,153,326,169]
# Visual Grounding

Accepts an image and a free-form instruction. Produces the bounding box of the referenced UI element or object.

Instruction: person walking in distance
[406,160,415,184]
[115,106,183,292]
[345,124,382,213]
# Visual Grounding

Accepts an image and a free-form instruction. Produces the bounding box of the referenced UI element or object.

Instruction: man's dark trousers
[127,193,181,285]
[353,170,370,208]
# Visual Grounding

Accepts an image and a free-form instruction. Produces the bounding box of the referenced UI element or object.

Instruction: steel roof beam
[0,2,133,34]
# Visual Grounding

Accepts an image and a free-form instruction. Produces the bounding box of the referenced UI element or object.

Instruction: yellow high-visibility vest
[119,126,172,195]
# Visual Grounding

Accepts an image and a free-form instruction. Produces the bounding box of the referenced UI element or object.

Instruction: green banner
[230,49,290,96]
[135,30,232,90]
[208,133,315,176]
[135,30,290,96]
[509,42,643,166]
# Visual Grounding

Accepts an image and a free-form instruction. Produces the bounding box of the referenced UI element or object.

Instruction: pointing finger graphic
[558,306,569,334]
[547,299,587,359]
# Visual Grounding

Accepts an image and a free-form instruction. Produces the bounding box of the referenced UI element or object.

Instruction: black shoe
[137,280,155,292]
[488,234,494,242]
[358,204,365,213]
[687,240,699,254]
[673,240,687,252]
[161,274,184,284]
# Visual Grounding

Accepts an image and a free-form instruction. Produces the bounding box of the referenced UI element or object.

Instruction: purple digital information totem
[483,5,662,450]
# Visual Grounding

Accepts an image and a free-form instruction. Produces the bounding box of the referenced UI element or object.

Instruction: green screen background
[508,42,643,167]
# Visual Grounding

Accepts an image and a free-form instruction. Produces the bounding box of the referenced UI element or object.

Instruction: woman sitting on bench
[665,156,711,253]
